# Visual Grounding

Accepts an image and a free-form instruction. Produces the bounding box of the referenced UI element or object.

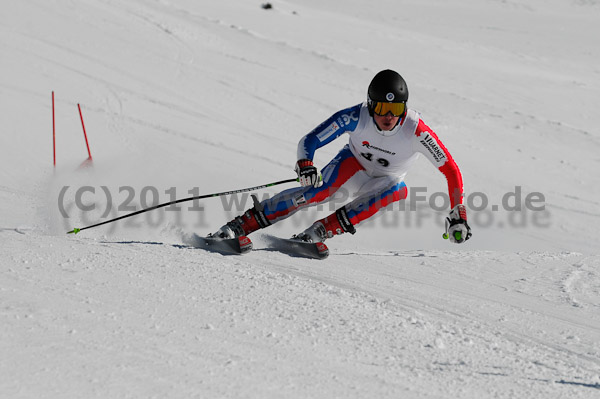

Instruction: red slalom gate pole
[77,104,92,160]
[52,91,56,166]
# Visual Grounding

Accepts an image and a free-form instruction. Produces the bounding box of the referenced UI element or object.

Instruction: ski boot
[209,207,270,239]
[292,221,328,243]
[292,208,356,243]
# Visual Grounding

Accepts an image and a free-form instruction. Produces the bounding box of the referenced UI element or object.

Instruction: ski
[262,235,329,260]
[189,234,253,255]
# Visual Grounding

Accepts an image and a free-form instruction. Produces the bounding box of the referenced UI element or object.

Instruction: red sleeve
[415,119,464,208]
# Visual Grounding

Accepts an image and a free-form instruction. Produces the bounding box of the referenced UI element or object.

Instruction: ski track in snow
[2,0,600,397]
[3,230,600,398]
[3,232,600,397]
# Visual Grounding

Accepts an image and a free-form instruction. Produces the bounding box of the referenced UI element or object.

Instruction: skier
[210,69,471,244]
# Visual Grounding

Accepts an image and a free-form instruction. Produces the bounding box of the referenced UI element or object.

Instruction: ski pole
[66,178,298,234]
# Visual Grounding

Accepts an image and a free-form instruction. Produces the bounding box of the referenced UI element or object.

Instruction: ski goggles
[372,101,406,117]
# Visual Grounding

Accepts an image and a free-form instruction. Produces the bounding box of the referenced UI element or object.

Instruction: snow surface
[2,0,600,397]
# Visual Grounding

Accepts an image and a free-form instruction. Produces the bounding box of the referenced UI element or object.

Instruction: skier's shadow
[101,240,245,256]
[101,240,193,250]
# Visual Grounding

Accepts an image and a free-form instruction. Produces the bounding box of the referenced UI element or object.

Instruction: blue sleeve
[297,103,362,160]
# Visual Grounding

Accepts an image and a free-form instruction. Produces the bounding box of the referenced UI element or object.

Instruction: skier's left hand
[444,204,472,243]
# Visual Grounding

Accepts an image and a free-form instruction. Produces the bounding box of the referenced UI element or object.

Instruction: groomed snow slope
[1,0,600,398]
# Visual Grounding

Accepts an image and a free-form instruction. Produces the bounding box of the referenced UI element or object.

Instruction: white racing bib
[349,107,421,178]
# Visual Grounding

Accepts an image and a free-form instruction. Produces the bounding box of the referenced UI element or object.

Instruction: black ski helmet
[367,69,409,117]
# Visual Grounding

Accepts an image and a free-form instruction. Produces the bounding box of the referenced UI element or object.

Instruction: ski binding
[190,234,253,255]
[262,235,329,259]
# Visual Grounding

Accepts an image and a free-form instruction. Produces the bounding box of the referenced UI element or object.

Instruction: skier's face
[373,112,400,131]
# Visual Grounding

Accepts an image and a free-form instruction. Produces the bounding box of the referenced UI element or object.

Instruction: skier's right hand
[295,159,321,187]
